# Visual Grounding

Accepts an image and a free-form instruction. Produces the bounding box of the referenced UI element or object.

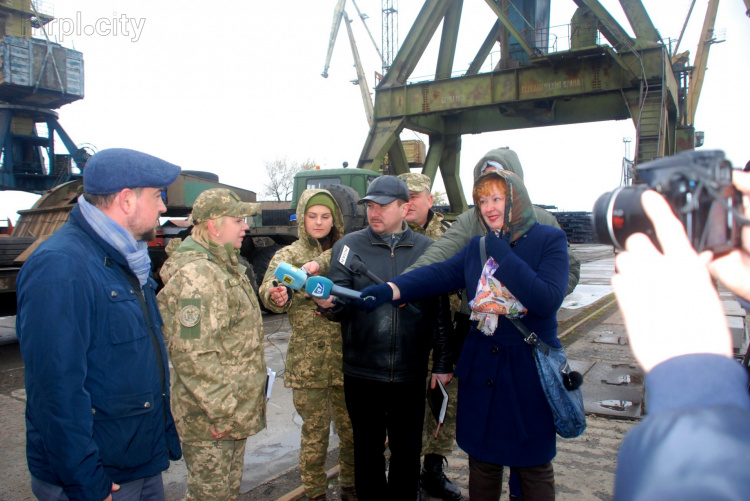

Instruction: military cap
[398,173,432,193]
[83,148,181,194]
[358,176,410,205]
[191,188,261,224]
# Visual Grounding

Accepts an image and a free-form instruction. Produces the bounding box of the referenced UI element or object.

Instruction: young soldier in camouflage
[398,173,463,501]
[259,189,356,501]
[158,188,267,501]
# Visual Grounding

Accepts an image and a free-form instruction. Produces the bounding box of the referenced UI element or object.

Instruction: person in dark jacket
[612,186,750,500]
[355,170,568,501]
[15,148,183,501]
[320,175,454,501]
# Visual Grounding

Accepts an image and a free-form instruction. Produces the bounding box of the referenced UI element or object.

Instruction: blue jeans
[31,474,164,501]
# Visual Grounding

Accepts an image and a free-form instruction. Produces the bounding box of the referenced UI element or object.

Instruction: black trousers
[344,375,426,501]
[468,455,555,501]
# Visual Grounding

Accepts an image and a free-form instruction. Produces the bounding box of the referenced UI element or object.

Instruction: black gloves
[485,230,512,261]
[352,283,394,311]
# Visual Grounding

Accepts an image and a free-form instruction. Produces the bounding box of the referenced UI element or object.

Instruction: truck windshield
[306,177,341,189]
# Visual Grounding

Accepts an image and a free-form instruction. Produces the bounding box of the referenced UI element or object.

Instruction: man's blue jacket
[16,205,181,501]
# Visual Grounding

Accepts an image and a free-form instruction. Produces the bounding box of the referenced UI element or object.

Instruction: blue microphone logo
[311,283,325,297]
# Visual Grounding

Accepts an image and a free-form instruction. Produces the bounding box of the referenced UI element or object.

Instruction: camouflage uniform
[399,173,460,460]
[158,189,266,501]
[259,189,355,499]
[414,212,459,459]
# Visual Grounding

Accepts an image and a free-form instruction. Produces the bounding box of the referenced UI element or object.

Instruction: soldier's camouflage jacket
[407,208,449,241]
[158,235,266,443]
[259,189,346,390]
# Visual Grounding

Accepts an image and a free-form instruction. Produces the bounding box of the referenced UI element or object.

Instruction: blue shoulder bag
[480,236,586,439]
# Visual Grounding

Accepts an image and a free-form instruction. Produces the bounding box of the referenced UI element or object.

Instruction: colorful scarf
[469,256,527,335]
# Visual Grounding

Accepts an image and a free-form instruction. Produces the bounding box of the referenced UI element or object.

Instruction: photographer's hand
[706,170,750,302]
[612,190,732,373]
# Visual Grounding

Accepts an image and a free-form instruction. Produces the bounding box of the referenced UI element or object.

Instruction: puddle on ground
[598,399,636,412]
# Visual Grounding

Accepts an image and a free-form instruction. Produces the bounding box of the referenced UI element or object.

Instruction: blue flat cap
[84,148,181,194]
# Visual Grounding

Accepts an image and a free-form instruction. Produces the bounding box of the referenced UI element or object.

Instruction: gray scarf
[78,195,152,286]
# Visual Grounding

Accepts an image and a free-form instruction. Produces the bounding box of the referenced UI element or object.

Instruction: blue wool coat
[15,205,181,501]
[393,223,568,466]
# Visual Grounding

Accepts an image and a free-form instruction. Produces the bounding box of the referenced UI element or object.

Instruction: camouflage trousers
[293,385,355,498]
[182,438,247,501]
[422,370,459,458]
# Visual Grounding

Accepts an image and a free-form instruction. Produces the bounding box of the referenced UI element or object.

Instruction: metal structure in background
[321,0,385,126]
[382,0,398,74]
[0,0,89,193]
[356,0,733,214]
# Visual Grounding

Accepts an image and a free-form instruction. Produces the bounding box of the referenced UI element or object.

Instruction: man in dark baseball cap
[16,148,183,501]
[356,175,411,235]
[315,174,453,500]
[358,175,410,206]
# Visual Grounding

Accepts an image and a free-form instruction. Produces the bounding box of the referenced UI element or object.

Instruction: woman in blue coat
[357,170,569,500]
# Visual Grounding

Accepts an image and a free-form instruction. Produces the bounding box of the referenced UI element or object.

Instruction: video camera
[592,150,743,254]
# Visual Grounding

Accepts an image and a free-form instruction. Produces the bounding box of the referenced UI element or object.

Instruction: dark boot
[339,486,358,501]
[421,454,463,501]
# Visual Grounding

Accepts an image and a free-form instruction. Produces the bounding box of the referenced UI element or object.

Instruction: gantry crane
[354,0,738,213]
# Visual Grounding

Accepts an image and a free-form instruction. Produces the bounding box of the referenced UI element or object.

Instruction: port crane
[352,0,740,213]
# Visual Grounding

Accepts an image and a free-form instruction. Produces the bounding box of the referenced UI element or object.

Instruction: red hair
[472,174,507,204]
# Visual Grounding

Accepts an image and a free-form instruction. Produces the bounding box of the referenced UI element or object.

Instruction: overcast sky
[2,0,748,223]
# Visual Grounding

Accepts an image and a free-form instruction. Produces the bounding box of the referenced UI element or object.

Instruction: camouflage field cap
[398,173,432,193]
[191,188,261,224]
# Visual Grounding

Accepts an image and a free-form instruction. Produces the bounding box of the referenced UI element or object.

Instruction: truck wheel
[249,244,283,290]
[325,184,367,234]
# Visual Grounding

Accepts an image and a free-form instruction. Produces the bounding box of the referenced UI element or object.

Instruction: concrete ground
[1,244,745,500]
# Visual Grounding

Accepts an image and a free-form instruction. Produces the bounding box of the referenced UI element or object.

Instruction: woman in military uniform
[158,188,266,501]
[259,189,356,501]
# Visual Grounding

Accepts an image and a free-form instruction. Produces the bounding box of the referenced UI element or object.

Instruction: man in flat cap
[16,148,183,500]
[319,176,454,500]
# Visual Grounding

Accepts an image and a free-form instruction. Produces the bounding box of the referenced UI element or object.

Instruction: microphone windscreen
[274,262,307,290]
[306,276,334,299]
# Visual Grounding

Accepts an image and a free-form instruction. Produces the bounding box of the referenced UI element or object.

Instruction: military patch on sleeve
[179,298,201,339]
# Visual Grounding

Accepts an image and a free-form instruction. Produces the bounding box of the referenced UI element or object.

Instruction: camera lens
[591,186,653,250]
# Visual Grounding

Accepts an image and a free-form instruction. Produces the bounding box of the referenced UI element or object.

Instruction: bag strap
[479,236,550,356]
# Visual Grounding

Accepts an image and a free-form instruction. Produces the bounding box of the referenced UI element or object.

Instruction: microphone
[349,260,382,285]
[349,260,420,315]
[273,262,309,291]
[305,276,366,301]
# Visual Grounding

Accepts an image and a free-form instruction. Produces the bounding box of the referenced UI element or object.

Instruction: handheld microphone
[349,260,382,285]
[273,262,309,290]
[305,276,366,301]
[349,260,420,315]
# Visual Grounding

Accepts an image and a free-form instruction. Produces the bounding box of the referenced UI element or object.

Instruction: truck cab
[290,168,380,210]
